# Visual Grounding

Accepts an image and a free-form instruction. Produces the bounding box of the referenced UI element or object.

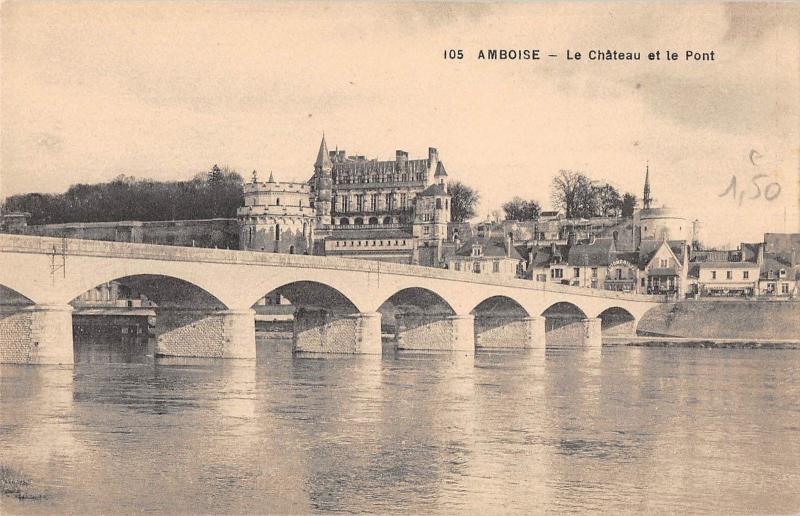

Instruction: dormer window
[779,269,786,278]
[471,245,483,257]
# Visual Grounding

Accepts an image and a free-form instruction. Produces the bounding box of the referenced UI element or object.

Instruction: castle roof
[314,134,332,169]
[418,183,448,197]
[434,161,448,177]
[329,228,413,240]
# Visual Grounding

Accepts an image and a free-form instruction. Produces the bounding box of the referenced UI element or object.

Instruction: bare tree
[551,170,596,219]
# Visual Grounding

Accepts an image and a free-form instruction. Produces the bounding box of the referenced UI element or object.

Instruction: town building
[637,239,689,297]
[690,261,760,297]
[448,234,527,278]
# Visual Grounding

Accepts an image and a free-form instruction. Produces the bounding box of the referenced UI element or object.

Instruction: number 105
[444,49,464,59]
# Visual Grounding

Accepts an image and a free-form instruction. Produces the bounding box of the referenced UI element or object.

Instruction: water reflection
[1,337,799,513]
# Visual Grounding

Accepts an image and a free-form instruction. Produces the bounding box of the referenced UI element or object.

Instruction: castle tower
[643,163,652,210]
[434,160,448,188]
[313,134,333,226]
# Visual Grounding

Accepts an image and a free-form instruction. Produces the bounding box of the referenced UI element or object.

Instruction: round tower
[313,134,333,226]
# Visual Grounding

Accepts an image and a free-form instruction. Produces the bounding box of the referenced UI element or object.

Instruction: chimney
[395,150,408,163]
[428,147,438,164]
[551,242,557,256]
[757,242,765,265]
[506,232,513,258]
[567,231,576,247]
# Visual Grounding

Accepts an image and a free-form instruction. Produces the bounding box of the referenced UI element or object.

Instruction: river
[2,338,799,514]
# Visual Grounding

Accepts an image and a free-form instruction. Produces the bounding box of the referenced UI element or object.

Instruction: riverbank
[605,336,800,349]
[637,300,799,340]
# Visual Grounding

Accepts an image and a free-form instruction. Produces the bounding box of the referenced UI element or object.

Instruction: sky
[1,1,798,247]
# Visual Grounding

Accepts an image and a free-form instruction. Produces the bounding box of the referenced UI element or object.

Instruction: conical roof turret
[434,161,448,177]
[314,133,332,170]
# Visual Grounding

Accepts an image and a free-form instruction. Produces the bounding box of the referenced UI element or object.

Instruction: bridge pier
[293,308,382,354]
[474,315,546,349]
[0,304,74,365]
[395,314,475,352]
[155,308,256,359]
[545,317,602,349]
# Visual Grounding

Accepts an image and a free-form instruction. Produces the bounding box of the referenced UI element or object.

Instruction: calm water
[2,338,800,514]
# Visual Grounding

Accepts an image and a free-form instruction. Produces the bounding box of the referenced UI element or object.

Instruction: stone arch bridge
[0,235,664,364]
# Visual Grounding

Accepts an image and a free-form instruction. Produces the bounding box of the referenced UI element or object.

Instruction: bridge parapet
[0,234,665,304]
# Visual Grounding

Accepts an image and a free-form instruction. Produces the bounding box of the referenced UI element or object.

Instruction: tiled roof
[567,238,616,266]
[454,237,526,260]
[529,244,569,266]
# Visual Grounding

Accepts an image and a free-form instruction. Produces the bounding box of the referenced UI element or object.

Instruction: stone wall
[638,300,800,339]
[293,309,381,354]
[474,316,544,349]
[0,310,34,363]
[0,305,74,364]
[396,314,473,351]
[20,219,240,249]
[544,317,601,348]
[154,309,256,358]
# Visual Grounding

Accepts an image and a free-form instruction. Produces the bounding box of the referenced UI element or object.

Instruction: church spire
[314,133,332,170]
[643,162,652,210]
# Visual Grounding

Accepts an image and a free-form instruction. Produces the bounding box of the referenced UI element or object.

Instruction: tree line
[2,166,244,225]
[499,170,637,222]
[3,169,636,227]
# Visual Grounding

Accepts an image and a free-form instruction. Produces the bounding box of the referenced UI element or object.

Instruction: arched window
[289,245,295,254]
[276,198,281,206]
[383,216,392,224]
[369,217,379,225]
[354,217,364,225]
[340,217,349,225]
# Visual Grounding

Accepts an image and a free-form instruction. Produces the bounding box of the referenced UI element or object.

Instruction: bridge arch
[0,277,43,305]
[377,287,469,351]
[470,295,530,317]
[471,295,535,349]
[56,261,238,308]
[541,301,588,319]
[252,280,359,315]
[0,283,36,306]
[376,286,457,317]
[596,306,638,336]
[67,274,228,309]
